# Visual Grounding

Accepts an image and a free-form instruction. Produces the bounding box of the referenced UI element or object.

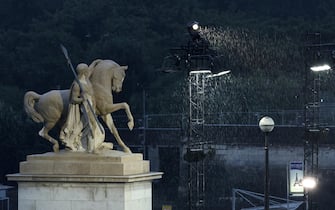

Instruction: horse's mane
[88,59,121,78]
[88,59,102,78]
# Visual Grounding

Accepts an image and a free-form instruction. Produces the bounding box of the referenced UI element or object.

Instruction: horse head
[112,66,127,93]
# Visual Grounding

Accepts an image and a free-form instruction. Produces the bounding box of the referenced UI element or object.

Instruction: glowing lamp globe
[259,116,275,133]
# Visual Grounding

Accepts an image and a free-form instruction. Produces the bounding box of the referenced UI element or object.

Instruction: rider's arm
[70,83,84,104]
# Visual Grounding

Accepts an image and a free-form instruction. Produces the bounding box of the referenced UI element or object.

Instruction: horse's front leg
[103,102,134,130]
[101,114,132,153]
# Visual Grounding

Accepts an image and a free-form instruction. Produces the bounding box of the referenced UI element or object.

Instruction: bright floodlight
[192,23,199,31]
[187,21,200,35]
[206,70,231,78]
[302,177,317,189]
[189,70,211,74]
[310,64,331,72]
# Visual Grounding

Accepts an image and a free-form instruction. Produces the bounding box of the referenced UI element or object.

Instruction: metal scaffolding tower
[303,33,333,210]
[303,33,321,210]
[303,68,321,210]
[160,21,226,210]
[304,42,321,179]
[187,70,211,210]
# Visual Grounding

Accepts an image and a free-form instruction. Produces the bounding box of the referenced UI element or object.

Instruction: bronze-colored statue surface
[24,59,134,153]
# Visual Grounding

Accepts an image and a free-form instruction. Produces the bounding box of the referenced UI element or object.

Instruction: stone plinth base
[7,150,163,210]
[19,150,150,176]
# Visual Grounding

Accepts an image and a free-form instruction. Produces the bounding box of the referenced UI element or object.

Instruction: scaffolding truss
[187,70,211,210]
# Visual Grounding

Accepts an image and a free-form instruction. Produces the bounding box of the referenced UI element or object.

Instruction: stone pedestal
[7,150,162,210]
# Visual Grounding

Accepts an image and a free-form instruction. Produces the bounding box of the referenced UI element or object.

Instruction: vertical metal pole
[188,161,192,210]
[264,132,269,210]
[306,191,309,210]
[287,163,289,210]
[232,189,236,210]
[188,73,192,210]
[142,89,146,159]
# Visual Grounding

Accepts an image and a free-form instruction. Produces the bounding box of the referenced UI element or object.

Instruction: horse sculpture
[24,59,134,153]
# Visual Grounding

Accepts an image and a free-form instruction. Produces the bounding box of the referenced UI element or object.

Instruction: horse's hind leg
[38,123,59,152]
[101,114,131,153]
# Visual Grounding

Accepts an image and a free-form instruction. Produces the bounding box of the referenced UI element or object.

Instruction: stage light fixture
[310,64,331,72]
[191,22,199,31]
[187,21,201,39]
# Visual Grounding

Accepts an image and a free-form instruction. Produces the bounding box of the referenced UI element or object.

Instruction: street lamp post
[259,116,275,210]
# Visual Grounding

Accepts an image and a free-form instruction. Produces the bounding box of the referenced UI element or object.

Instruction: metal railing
[113,108,335,130]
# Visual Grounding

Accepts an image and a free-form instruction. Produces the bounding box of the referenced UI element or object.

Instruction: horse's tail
[24,91,44,123]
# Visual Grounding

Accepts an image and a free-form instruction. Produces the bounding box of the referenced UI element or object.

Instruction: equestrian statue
[24,57,134,154]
